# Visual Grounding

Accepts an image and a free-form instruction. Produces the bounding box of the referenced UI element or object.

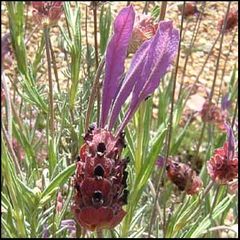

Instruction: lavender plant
[1,1,238,238]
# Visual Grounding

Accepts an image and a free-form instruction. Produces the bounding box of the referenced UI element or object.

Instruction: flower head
[207,124,238,184]
[177,2,199,17]
[32,1,63,28]
[72,5,179,231]
[200,100,227,131]
[72,127,128,231]
[128,14,158,54]
[217,8,238,33]
[166,159,202,195]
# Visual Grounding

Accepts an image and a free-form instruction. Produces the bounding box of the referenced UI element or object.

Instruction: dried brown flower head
[218,8,238,32]
[207,142,238,185]
[178,2,199,17]
[166,159,202,195]
[32,1,63,28]
[200,100,227,131]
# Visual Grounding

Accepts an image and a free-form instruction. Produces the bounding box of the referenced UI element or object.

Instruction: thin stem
[193,122,206,167]
[209,2,231,102]
[85,58,105,132]
[85,5,90,76]
[24,25,39,46]
[49,35,61,93]
[178,2,205,98]
[93,3,100,125]
[142,1,150,14]
[96,229,103,238]
[159,2,167,21]
[210,185,221,215]
[93,4,99,68]
[1,72,12,144]
[194,3,231,163]
[216,28,237,104]
[202,180,215,198]
[148,2,185,237]
[231,98,238,129]
[202,225,238,235]
[148,180,162,221]
[1,122,23,179]
[44,27,55,138]
[162,2,185,236]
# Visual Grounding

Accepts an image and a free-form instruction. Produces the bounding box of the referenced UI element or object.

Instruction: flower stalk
[44,27,55,138]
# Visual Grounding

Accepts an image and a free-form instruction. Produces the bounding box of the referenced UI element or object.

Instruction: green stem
[159,1,167,21]
[44,27,55,138]
[231,98,238,128]
[85,58,105,132]
[96,229,103,238]
[210,185,221,215]
[1,72,12,144]
[135,103,145,175]
[178,2,205,98]
[1,122,23,179]
[147,2,186,237]
[49,35,61,93]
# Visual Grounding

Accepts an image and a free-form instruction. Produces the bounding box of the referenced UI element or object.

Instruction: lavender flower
[73,5,179,231]
[31,1,63,28]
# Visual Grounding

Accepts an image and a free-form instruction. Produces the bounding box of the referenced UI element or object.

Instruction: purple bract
[100,5,179,133]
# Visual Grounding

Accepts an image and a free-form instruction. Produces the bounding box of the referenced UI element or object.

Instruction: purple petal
[221,93,231,111]
[42,224,49,238]
[225,122,235,160]
[117,21,179,134]
[61,219,76,226]
[108,40,151,129]
[100,5,135,128]
[156,155,165,168]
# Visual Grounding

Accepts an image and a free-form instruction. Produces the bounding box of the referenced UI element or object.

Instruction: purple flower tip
[156,155,165,168]
[99,6,179,135]
[224,122,235,160]
[221,93,231,111]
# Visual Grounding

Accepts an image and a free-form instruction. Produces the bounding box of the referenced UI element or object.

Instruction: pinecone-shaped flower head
[178,2,200,17]
[218,8,238,33]
[200,100,227,131]
[207,123,238,184]
[72,126,128,231]
[166,159,202,195]
[32,1,63,28]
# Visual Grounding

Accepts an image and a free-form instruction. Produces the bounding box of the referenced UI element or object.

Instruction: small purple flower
[224,122,235,161]
[61,219,76,232]
[156,155,165,168]
[221,93,231,111]
[42,224,49,238]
